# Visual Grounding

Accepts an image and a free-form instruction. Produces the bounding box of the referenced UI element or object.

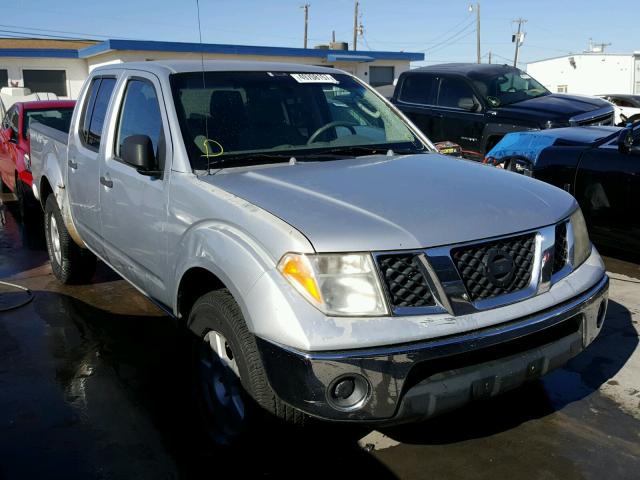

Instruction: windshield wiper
[204,152,294,170]
[304,145,425,158]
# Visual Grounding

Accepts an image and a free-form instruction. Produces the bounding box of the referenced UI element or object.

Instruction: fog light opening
[327,374,370,412]
[597,300,607,329]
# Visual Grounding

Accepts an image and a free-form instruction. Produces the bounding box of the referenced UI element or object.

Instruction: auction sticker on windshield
[290,73,339,84]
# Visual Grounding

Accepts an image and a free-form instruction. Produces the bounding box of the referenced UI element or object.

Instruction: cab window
[398,74,436,105]
[79,77,116,151]
[115,79,163,163]
[437,77,477,109]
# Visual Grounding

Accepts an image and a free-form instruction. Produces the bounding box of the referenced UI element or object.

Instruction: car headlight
[570,208,591,268]
[278,253,388,316]
[23,153,31,172]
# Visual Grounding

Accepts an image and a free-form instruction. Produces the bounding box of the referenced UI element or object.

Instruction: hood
[487,126,621,165]
[205,154,576,252]
[494,94,612,124]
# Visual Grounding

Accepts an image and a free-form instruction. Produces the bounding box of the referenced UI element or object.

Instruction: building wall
[527,54,637,95]
[0,50,411,102]
[0,57,88,99]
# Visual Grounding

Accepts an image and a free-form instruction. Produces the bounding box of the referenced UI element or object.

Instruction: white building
[0,38,423,100]
[527,52,640,95]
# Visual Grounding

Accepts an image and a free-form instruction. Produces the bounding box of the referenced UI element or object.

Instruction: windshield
[23,108,74,137]
[170,71,426,169]
[471,69,549,107]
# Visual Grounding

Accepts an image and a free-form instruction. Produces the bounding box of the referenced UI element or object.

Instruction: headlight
[570,208,591,268]
[23,153,31,172]
[278,253,388,316]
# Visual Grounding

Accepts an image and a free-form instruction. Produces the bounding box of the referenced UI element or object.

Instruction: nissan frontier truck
[29,60,609,443]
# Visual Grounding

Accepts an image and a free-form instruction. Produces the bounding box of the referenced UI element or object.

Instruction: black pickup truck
[391,64,614,160]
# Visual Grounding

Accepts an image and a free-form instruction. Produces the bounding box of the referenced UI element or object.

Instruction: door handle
[100,176,113,188]
[68,158,78,169]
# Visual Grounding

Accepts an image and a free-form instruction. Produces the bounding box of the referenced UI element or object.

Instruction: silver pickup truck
[30,60,609,443]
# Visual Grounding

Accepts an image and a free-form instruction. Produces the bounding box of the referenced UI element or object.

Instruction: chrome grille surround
[374,217,579,316]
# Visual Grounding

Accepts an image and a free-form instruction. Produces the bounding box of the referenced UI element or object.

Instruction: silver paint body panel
[29,60,606,353]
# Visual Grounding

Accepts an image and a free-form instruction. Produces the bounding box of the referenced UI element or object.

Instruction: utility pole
[301,4,310,49]
[468,3,481,63]
[512,18,527,67]
[353,1,359,51]
[475,3,481,64]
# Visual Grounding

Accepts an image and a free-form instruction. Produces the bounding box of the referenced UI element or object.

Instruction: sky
[4,0,639,67]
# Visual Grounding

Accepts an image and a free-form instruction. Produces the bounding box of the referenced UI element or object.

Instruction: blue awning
[326,54,375,63]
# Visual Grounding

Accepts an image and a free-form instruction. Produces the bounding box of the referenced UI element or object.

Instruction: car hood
[494,94,612,123]
[204,154,576,252]
[487,126,621,165]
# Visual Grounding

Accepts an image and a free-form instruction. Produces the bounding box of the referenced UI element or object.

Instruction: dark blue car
[486,122,640,254]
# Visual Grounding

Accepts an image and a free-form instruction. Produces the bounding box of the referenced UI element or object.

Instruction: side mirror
[8,129,17,143]
[458,97,480,112]
[617,127,634,155]
[121,135,158,175]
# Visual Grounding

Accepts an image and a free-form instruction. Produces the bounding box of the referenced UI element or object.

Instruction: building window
[369,66,395,87]
[0,69,7,87]
[557,85,568,93]
[23,69,68,96]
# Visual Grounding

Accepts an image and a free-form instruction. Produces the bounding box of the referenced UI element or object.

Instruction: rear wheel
[15,173,39,222]
[44,195,96,284]
[189,289,304,445]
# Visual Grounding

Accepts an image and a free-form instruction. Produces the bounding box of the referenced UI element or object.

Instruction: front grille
[553,222,568,274]
[451,233,536,302]
[577,114,614,127]
[377,254,435,308]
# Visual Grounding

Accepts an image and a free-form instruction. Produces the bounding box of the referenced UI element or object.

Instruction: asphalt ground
[1,197,638,479]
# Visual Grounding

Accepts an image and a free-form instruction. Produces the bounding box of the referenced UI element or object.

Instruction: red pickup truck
[0,100,75,218]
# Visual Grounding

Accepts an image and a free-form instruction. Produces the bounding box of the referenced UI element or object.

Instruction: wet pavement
[1,199,639,479]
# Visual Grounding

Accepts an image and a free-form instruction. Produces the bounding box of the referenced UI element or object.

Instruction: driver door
[99,72,171,302]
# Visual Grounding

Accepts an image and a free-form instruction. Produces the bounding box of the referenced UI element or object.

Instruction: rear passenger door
[67,75,117,256]
[99,72,171,302]
[393,73,438,140]
[432,76,485,157]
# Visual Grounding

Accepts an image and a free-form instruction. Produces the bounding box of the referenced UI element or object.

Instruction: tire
[44,195,96,284]
[15,174,40,223]
[188,289,304,445]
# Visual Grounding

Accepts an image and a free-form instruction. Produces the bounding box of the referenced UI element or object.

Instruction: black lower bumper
[256,275,609,424]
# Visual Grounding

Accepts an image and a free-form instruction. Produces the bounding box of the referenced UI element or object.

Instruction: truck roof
[92,59,342,76]
[410,63,520,76]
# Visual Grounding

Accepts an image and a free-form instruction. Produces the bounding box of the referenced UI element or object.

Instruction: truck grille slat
[553,222,568,274]
[377,254,435,308]
[451,233,536,301]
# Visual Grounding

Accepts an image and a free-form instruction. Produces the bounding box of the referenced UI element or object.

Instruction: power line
[0,28,96,41]
[424,18,476,53]
[426,28,477,57]
[0,23,127,40]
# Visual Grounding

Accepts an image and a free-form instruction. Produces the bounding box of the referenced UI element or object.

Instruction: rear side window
[79,77,116,151]
[437,77,476,109]
[115,79,162,160]
[399,74,436,105]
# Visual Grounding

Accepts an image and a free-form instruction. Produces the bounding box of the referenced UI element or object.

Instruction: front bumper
[256,274,609,424]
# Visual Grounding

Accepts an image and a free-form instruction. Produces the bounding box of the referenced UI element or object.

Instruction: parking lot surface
[1,200,639,479]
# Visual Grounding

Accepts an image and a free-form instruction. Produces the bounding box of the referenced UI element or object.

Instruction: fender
[31,128,85,248]
[170,218,312,333]
[482,121,540,155]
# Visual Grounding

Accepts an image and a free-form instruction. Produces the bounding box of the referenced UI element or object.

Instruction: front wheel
[188,290,304,445]
[44,195,96,284]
